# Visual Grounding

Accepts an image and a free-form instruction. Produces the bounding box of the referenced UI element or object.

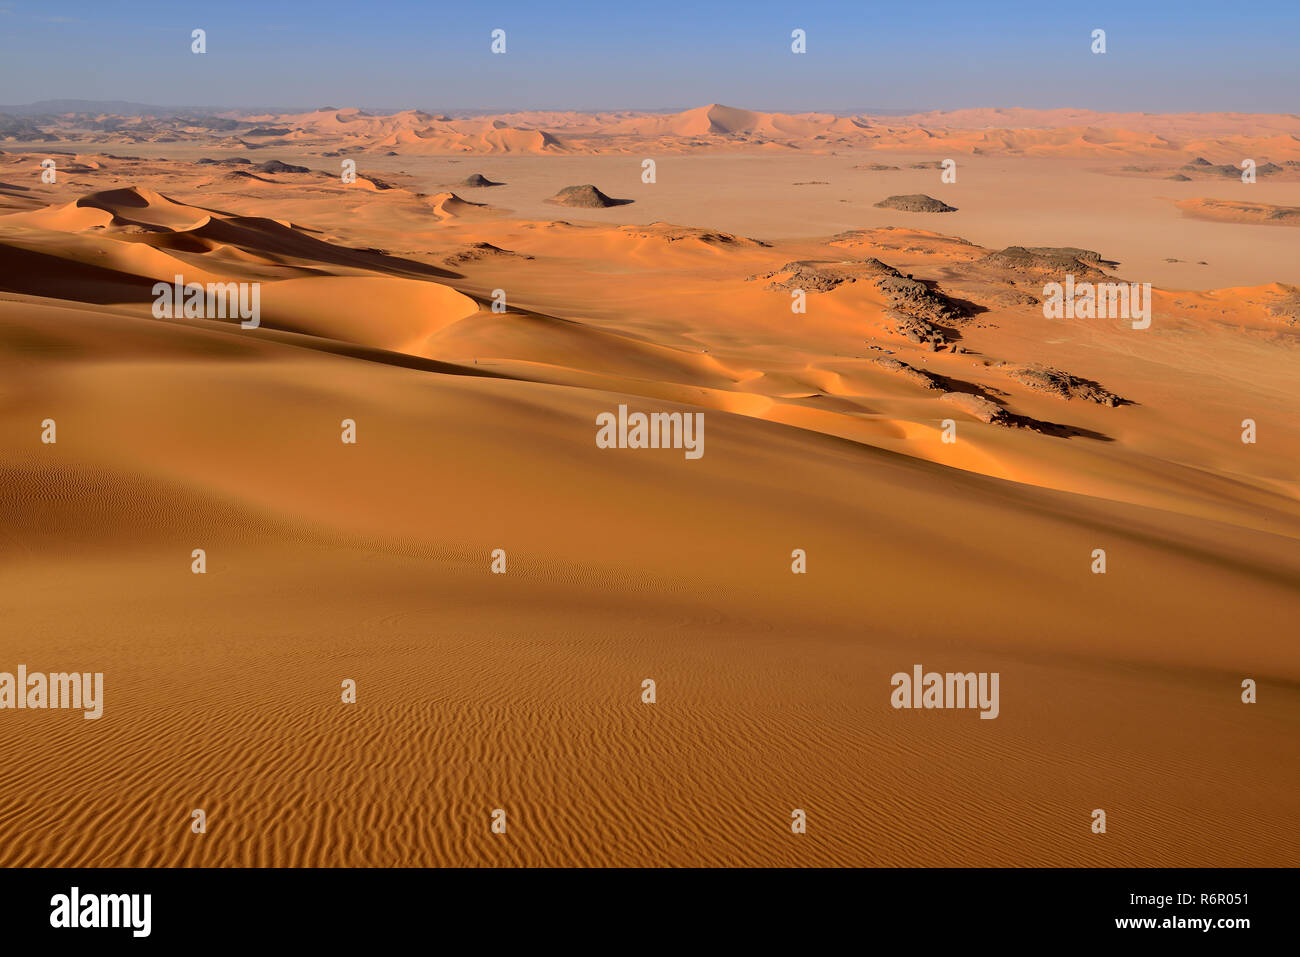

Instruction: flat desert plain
[0,105,1297,866]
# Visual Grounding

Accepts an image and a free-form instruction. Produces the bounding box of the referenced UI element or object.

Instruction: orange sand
[0,111,1297,866]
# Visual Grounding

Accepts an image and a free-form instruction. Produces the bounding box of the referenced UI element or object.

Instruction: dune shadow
[1069,374,1138,407]
[1004,413,1114,441]
[941,293,989,317]
[915,278,988,318]
[926,373,1004,401]
[926,322,964,344]
[0,241,162,305]
[927,370,1115,441]
[189,217,460,280]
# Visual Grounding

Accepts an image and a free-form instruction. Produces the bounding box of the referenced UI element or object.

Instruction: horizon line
[4,100,1299,119]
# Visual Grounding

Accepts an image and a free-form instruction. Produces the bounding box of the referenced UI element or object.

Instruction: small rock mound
[545,184,630,208]
[1004,365,1124,406]
[874,194,957,213]
[888,310,949,350]
[940,392,1009,424]
[875,272,967,326]
[443,242,534,266]
[254,160,309,174]
[1264,284,1300,326]
[1022,247,1108,264]
[226,169,276,183]
[978,246,1116,278]
[749,261,855,293]
[620,223,769,247]
[460,173,504,187]
[872,357,943,391]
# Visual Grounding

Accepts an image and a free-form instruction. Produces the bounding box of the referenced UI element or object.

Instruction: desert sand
[0,104,1297,867]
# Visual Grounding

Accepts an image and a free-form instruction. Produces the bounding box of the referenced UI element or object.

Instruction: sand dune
[426,191,491,219]
[0,116,1297,869]
[17,104,1300,160]
[1175,196,1300,225]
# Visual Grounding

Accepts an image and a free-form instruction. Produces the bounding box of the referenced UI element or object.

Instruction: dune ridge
[10,103,1300,160]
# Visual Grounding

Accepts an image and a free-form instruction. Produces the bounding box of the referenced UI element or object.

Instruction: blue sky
[0,1,1296,112]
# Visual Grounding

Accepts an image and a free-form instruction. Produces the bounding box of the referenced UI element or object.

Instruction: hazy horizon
[5,98,1300,118]
[0,98,932,116]
[0,1,1296,113]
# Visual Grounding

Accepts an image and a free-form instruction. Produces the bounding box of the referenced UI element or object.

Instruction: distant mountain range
[0,100,285,116]
[0,99,926,118]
